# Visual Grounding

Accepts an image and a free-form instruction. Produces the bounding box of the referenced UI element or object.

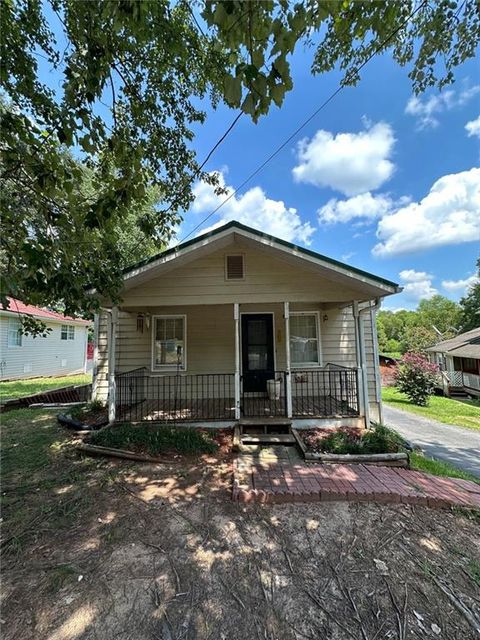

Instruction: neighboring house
[426,327,480,397]
[379,354,398,387]
[93,221,401,426]
[0,298,91,380]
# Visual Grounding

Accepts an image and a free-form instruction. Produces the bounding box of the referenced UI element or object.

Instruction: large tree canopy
[2,0,479,314]
[459,258,480,331]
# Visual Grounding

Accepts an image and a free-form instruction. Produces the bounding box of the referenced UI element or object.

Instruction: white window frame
[151,314,187,372]
[7,318,23,347]
[225,254,245,281]
[61,324,68,340]
[68,325,75,340]
[289,311,322,368]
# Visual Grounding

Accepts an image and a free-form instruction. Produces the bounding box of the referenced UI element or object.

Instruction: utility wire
[179,0,428,245]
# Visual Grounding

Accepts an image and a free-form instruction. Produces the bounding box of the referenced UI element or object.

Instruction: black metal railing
[241,371,287,418]
[291,368,359,417]
[115,370,235,422]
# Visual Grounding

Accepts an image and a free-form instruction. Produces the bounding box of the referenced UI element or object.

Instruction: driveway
[383,405,480,478]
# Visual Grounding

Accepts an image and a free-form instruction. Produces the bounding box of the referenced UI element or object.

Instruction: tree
[2,0,479,313]
[401,326,438,354]
[416,295,461,336]
[395,352,439,406]
[459,258,480,331]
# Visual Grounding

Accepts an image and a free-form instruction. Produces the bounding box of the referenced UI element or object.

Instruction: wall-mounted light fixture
[323,314,328,323]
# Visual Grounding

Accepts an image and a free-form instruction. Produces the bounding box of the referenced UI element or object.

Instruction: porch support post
[352,302,366,424]
[107,306,118,424]
[234,303,241,420]
[284,302,293,418]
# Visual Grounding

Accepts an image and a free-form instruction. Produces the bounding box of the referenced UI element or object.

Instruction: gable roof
[1,297,91,326]
[122,220,401,296]
[426,327,480,359]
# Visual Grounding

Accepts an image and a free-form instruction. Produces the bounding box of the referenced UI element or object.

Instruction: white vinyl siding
[290,312,321,367]
[0,317,89,380]
[152,315,186,370]
[7,319,22,347]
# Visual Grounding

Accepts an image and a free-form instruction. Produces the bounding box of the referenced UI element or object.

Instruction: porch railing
[114,367,359,422]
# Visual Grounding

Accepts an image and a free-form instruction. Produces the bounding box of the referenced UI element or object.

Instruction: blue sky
[178,48,480,311]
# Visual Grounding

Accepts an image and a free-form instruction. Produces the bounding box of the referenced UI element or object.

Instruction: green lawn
[382,386,480,431]
[410,452,479,484]
[0,373,92,402]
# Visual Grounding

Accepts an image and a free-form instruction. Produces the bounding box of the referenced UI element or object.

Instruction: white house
[94,221,401,428]
[0,298,91,380]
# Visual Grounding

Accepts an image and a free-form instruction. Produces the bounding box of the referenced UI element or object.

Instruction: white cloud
[405,84,480,129]
[399,270,438,301]
[442,274,479,295]
[292,122,395,196]
[465,115,480,138]
[373,168,480,257]
[190,171,315,245]
[317,192,394,224]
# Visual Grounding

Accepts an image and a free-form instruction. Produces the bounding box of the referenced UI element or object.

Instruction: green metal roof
[123,220,400,291]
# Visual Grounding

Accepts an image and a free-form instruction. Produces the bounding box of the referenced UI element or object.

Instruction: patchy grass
[89,423,219,456]
[382,386,480,431]
[300,423,406,455]
[410,452,480,484]
[0,373,92,401]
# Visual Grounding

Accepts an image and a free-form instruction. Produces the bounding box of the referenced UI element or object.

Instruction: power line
[179,0,428,244]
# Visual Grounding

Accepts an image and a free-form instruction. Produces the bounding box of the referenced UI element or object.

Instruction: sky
[176,48,480,312]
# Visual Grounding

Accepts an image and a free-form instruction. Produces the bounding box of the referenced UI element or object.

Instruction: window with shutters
[225,254,245,280]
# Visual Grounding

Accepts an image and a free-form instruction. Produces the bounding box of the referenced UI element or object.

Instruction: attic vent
[226,254,244,280]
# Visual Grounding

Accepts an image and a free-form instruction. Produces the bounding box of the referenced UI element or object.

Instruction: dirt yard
[2,409,480,639]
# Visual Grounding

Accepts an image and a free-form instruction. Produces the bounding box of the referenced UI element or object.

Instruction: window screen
[7,319,22,347]
[153,316,185,368]
[290,314,320,366]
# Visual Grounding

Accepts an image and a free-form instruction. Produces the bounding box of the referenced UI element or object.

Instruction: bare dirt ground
[2,410,480,640]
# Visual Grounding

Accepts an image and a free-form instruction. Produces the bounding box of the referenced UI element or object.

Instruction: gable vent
[226,254,244,280]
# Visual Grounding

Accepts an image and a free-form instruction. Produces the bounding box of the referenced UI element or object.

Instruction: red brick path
[232,459,480,509]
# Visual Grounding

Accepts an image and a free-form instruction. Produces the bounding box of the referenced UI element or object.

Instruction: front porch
[115,366,360,423]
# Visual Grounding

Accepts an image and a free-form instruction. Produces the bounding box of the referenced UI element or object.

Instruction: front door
[241,314,274,392]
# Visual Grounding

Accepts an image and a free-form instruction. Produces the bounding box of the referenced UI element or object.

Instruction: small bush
[394,352,439,406]
[361,423,406,454]
[90,423,218,455]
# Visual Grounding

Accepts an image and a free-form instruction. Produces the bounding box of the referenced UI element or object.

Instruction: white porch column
[107,306,118,423]
[284,302,293,418]
[352,302,366,424]
[234,303,241,420]
[91,313,100,401]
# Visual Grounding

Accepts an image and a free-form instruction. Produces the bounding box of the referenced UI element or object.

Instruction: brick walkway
[232,458,480,509]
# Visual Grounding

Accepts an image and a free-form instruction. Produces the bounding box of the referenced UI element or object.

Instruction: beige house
[93,221,400,427]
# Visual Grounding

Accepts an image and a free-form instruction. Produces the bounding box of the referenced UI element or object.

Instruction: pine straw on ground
[2,410,480,640]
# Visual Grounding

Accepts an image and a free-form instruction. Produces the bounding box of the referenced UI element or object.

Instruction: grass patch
[90,423,218,456]
[0,373,92,402]
[301,424,406,455]
[410,452,480,484]
[382,386,480,431]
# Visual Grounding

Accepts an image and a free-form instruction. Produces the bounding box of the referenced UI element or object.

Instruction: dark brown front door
[241,314,274,393]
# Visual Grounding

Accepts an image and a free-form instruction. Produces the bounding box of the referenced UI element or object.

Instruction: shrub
[394,352,439,406]
[361,423,406,453]
[302,424,406,455]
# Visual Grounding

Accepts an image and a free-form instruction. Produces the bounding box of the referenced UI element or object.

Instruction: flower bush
[394,352,439,406]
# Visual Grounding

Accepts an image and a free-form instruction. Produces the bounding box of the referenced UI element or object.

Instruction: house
[426,327,480,397]
[93,221,401,427]
[0,298,91,380]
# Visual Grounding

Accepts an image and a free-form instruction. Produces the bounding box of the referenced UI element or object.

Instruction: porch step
[240,433,296,445]
[239,418,292,426]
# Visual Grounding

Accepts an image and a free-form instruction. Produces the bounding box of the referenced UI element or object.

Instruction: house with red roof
[0,298,91,380]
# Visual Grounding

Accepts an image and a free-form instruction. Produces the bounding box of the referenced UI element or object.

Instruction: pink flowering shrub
[394,352,439,406]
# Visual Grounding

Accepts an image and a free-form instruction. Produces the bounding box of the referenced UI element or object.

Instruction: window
[152,316,186,370]
[61,324,75,340]
[290,312,321,367]
[225,254,244,280]
[7,319,22,347]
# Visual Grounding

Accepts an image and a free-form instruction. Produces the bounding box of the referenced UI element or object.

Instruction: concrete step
[240,433,296,445]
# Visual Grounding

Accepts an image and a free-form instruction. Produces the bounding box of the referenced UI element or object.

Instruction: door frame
[239,312,276,388]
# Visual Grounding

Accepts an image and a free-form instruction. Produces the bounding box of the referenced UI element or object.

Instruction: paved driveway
[383,405,480,478]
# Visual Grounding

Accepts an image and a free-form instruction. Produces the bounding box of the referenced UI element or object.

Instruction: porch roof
[121,221,401,300]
